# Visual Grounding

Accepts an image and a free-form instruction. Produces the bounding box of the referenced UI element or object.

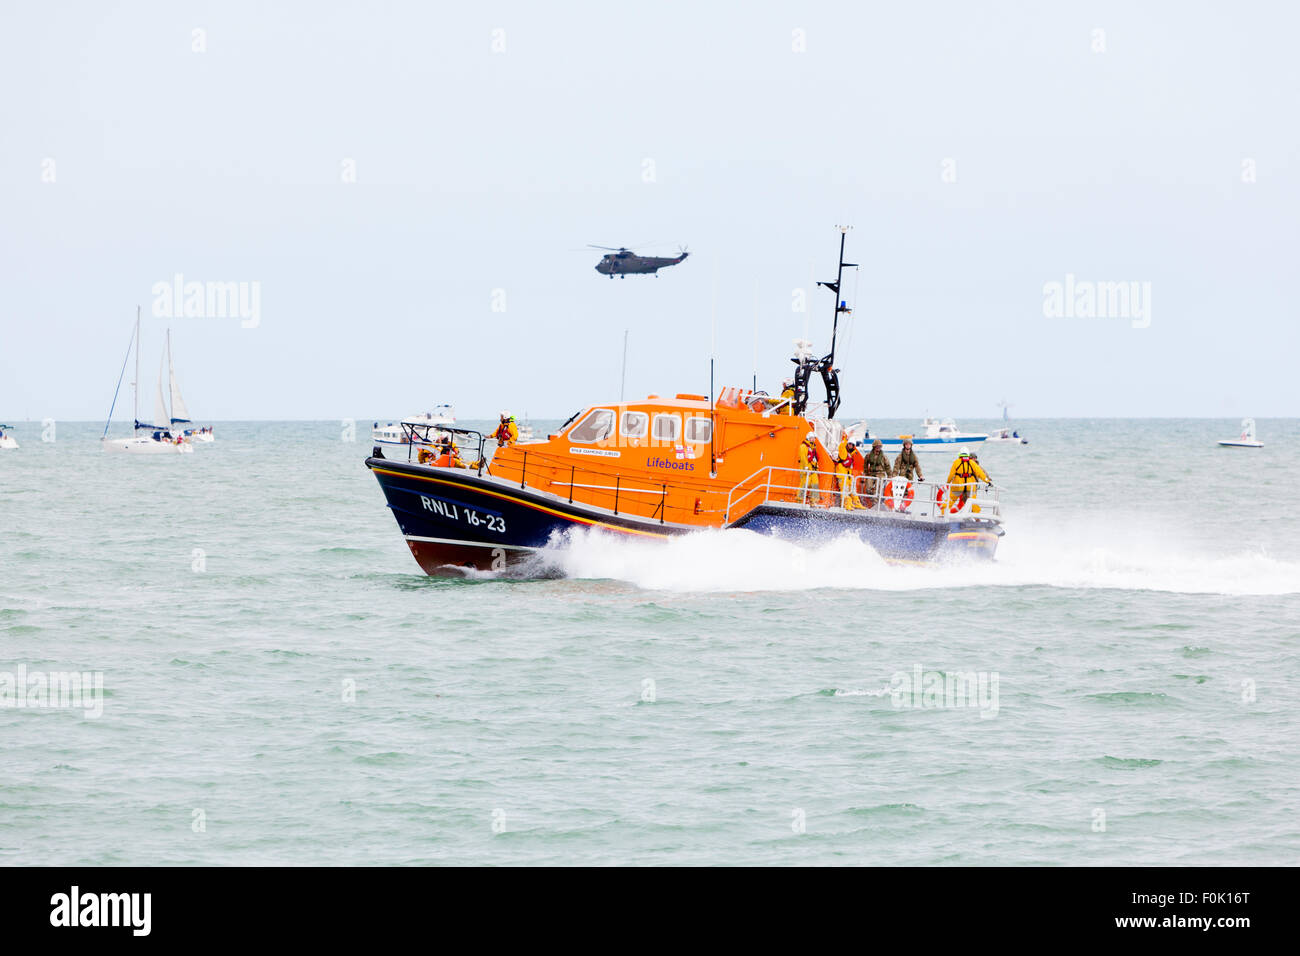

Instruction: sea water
[2,419,1298,865]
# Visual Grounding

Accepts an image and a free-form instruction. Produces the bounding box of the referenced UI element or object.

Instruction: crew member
[440,435,465,467]
[495,411,519,447]
[839,440,864,510]
[778,379,795,415]
[892,437,924,482]
[850,440,865,487]
[888,437,923,512]
[797,431,821,504]
[862,438,891,508]
[833,436,850,508]
[946,448,992,512]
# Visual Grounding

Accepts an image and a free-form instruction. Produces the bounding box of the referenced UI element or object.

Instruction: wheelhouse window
[621,411,649,439]
[652,414,680,443]
[569,409,615,443]
[685,417,712,444]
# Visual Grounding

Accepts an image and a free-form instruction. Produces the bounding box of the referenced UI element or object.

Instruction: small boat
[1218,418,1263,448]
[0,425,17,450]
[845,416,988,453]
[366,229,1005,575]
[986,427,1027,445]
[986,402,1026,444]
[164,332,214,444]
[372,407,455,458]
[101,310,195,454]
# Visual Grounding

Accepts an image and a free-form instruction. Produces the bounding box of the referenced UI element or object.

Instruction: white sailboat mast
[167,328,191,424]
[155,346,170,430]
[132,306,141,429]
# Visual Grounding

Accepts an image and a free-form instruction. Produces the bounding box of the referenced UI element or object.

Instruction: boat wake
[538,522,1300,596]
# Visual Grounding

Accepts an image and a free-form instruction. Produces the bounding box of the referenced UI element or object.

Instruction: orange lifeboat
[364,230,1004,573]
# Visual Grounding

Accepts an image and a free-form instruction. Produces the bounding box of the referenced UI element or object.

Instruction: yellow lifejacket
[947,456,989,486]
[495,419,519,445]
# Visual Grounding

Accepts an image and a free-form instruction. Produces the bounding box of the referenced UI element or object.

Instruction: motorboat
[0,425,17,450]
[844,416,988,453]
[986,427,1027,444]
[365,230,1005,575]
[372,407,455,457]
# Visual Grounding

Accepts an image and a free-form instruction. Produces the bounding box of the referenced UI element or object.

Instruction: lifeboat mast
[793,226,856,419]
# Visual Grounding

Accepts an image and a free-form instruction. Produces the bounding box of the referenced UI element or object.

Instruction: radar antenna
[792,226,856,418]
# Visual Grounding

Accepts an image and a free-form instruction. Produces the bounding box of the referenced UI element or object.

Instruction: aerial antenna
[709,256,718,476]
[817,225,856,370]
[619,330,629,402]
[804,262,813,343]
[798,226,856,419]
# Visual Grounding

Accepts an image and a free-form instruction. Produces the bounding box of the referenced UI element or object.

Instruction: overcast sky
[2,1,1296,422]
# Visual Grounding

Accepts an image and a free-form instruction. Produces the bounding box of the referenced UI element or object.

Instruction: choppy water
[2,418,1298,865]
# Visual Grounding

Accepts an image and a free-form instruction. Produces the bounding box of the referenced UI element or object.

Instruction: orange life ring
[884,478,915,511]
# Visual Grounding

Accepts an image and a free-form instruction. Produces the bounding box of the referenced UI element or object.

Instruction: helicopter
[590,244,689,278]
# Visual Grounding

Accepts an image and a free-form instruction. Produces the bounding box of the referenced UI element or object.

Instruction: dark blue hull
[732,505,1001,564]
[366,458,683,572]
[367,458,1001,575]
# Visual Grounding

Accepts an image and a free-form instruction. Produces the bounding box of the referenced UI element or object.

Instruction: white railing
[724,466,1001,523]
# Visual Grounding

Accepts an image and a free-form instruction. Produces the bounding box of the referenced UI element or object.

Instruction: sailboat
[1218,418,1263,448]
[165,331,214,443]
[101,309,194,454]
